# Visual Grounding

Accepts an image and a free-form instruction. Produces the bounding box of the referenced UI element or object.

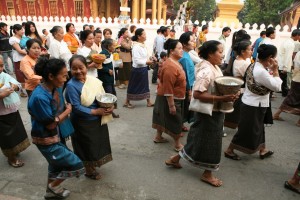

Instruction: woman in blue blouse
[28,57,84,199]
[65,55,114,181]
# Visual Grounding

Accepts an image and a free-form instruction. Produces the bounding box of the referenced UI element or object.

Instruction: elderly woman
[63,23,81,54]
[0,56,30,168]
[65,55,114,180]
[165,41,238,187]
[28,57,84,199]
[20,39,42,97]
[152,39,185,151]
[124,28,154,108]
[225,44,282,160]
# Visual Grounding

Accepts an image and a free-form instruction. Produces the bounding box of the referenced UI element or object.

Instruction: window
[49,0,58,16]
[7,0,15,16]
[74,0,83,17]
[25,0,36,16]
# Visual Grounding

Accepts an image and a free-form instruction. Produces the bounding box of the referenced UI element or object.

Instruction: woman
[28,57,84,199]
[124,28,154,108]
[20,21,43,49]
[152,39,186,151]
[63,23,81,54]
[224,40,252,129]
[77,30,100,78]
[284,162,300,194]
[165,40,238,187]
[178,31,195,131]
[118,28,132,89]
[9,24,27,97]
[48,26,72,75]
[20,39,42,97]
[273,50,300,126]
[224,44,282,160]
[103,28,112,40]
[65,55,114,180]
[130,25,136,37]
[91,29,102,52]
[0,56,30,168]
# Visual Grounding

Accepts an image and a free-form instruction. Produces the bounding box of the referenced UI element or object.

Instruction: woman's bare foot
[201,170,223,187]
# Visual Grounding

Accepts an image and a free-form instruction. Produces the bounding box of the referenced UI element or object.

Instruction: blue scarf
[0,72,21,108]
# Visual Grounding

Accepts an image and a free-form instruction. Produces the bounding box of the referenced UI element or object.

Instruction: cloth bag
[189,96,213,116]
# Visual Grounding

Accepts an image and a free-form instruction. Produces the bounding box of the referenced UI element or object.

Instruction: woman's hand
[221,94,238,102]
[93,106,114,116]
[169,105,176,115]
[0,88,14,98]
[146,59,154,66]
[65,103,72,114]
[9,83,19,91]
[89,62,100,69]
[109,69,114,76]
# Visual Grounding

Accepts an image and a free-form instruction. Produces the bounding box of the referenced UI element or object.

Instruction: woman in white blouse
[225,44,282,160]
[123,28,154,108]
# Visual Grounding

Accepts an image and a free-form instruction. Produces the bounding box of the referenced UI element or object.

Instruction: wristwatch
[55,117,60,124]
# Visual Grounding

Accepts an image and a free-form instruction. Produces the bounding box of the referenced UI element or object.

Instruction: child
[156,52,167,93]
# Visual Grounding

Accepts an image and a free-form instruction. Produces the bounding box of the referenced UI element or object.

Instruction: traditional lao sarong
[279,81,300,115]
[127,67,150,100]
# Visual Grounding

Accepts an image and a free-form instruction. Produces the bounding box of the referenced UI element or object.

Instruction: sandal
[147,103,154,107]
[174,146,184,152]
[273,115,284,121]
[224,152,241,160]
[259,150,274,159]
[85,171,102,180]
[201,176,223,187]
[8,159,24,168]
[284,181,300,194]
[153,137,169,143]
[47,184,70,199]
[123,103,134,109]
[165,159,182,169]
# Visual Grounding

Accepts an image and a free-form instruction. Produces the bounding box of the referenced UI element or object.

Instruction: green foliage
[238,0,294,25]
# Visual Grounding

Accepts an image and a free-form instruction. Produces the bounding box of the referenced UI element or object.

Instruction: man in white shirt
[259,27,276,45]
[218,26,231,65]
[277,29,300,96]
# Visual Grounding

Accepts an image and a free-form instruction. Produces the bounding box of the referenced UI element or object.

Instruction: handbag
[189,96,214,116]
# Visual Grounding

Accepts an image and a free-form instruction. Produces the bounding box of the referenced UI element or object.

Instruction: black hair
[21,22,26,27]
[130,25,136,33]
[202,25,208,31]
[240,33,251,41]
[179,31,193,46]
[25,21,42,42]
[222,27,231,33]
[83,24,89,30]
[66,23,74,32]
[266,27,275,37]
[260,31,266,37]
[103,28,112,36]
[193,24,198,28]
[0,22,8,29]
[35,57,66,82]
[199,40,222,60]
[118,28,128,39]
[163,39,180,56]
[93,29,102,35]
[160,26,168,34]
[10,24,22,36]
[42,29,46,34]
[69,54,87,68]
[257,44,277,60]
[26,38,42,51]
[291,29,300,37]
[170,29,176,33]
[233,40,251,56]
[50,26,63,37]
[80,30,93,43]
[101,39,114,50]
[160,51,167,59]
[89,25,94,29]
[231,29,247,48]
[157,29,161,34]
[132,28,144,41]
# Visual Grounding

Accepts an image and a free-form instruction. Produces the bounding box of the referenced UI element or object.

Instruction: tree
[238,0,294,25]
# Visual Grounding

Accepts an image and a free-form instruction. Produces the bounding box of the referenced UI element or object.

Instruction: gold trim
[83,154,113,167]
[1,138,30,157]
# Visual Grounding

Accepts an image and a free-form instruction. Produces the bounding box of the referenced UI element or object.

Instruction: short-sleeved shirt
[63,33,80,53]
[157,58,186,99]
[9,36,25,62]
[20,55,42,90]
[233,58,251,78]
[77,46,97,77]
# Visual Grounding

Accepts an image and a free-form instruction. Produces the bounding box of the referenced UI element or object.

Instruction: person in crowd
[83,24,90,31]
[157,51,168,83]
[224,44,282,161]
[0,22,14,75]
[284,162,300,194]
[252,31,266,61]
[196,25,208,51]
[165,40,238,187]
[103,28,112,40]
[224,40,252,129]
[77,30,100,77]
[20,21,43,49]
[152,39,185,151]
[169,29,176,39]
[42,29,51,49]
[192,24,199,41]
[91,29,102,53]
[218,26,231,64]
[9,24,27,97]
[48,26,72,78]
[28,57,84,199]
[153,28,162,55]
[259,27,276,45]
[65,55,114,180]
[273,49,300,126]
[118,28,132,89]
[98,39,119,118]
[277,30,300,97]
[89,25,95,32]
[123,28,154,108]
[0,56,30,168]
[20,39,42,97]
[179,31,195,132]
[63,23,81,54]
[129,25,136,37]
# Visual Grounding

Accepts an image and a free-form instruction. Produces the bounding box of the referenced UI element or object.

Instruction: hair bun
[257,44,267,55]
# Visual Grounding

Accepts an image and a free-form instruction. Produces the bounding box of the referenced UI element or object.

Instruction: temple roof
[280,0,300,15]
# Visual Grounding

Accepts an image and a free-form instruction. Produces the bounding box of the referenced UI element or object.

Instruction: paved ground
[0,72,299,200]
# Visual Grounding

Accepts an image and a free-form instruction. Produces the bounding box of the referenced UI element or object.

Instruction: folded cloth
[0,72,21,109]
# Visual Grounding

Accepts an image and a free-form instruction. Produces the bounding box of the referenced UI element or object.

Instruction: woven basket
[96,93,117,108]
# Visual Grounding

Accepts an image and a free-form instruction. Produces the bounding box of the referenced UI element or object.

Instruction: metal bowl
[96,93,117,108]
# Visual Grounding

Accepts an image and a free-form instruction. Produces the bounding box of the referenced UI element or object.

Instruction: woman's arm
[194,90,238,103]
[12,43,26,55]
[20,60,42,81]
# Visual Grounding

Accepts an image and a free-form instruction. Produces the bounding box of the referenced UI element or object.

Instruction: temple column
[91,0,98,18]
[120,0,128,16]
[157,0,162,22]
[132,0,138,19]
[141,0,146,20]
[152,0,157,22]
[106,0,110,18]
[162,4,167,23]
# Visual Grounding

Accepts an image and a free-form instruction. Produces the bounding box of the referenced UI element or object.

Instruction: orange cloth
[20,55,42,91]
[63,33,80,53]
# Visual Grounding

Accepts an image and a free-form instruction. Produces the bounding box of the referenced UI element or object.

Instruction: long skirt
[224,94,242,129]
[279,81,300,115]
[118,62,132,81]
[0,111,30,157]
[37,142,85,179]
[127,67,150,101]
[152,96,184,137]
[71,118,112,167]
[179,112,224,171]
[230,103,267,154]
[13,62,25,83]
[183,92,194,123]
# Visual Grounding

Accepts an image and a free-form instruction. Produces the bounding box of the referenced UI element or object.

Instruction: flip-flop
[260,150,274,159]
[224,152,241,160]
[147,104,154,107]
[85,171,102,180]
[8,159,24,168]
[153,138,169,143]
[201,176,223,187]
[284,181,300,194]
[165,159,182,169]
[174,146,184,152]
[273,116,284,121]
[123,104,134,109]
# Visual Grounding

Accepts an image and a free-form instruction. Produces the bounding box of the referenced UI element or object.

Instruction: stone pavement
[0,73,299,200]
